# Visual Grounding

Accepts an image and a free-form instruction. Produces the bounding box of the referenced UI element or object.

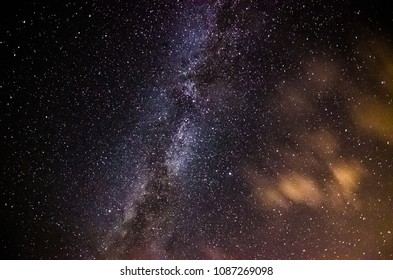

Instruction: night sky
[1,0,393,259]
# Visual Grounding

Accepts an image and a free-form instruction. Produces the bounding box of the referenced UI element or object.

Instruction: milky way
[2,0,393,259]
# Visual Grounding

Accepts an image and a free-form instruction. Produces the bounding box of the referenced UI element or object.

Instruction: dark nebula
[1,0,393,259]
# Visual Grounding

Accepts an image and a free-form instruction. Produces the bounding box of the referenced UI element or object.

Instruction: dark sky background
[1,0,393,259]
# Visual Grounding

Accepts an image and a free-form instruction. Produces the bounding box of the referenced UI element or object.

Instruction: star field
[1,0,393,259]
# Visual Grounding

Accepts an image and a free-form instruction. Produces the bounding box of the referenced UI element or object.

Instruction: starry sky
[1,0,393,259]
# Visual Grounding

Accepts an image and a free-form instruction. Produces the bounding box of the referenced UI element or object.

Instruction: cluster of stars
[1,0,393,259]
